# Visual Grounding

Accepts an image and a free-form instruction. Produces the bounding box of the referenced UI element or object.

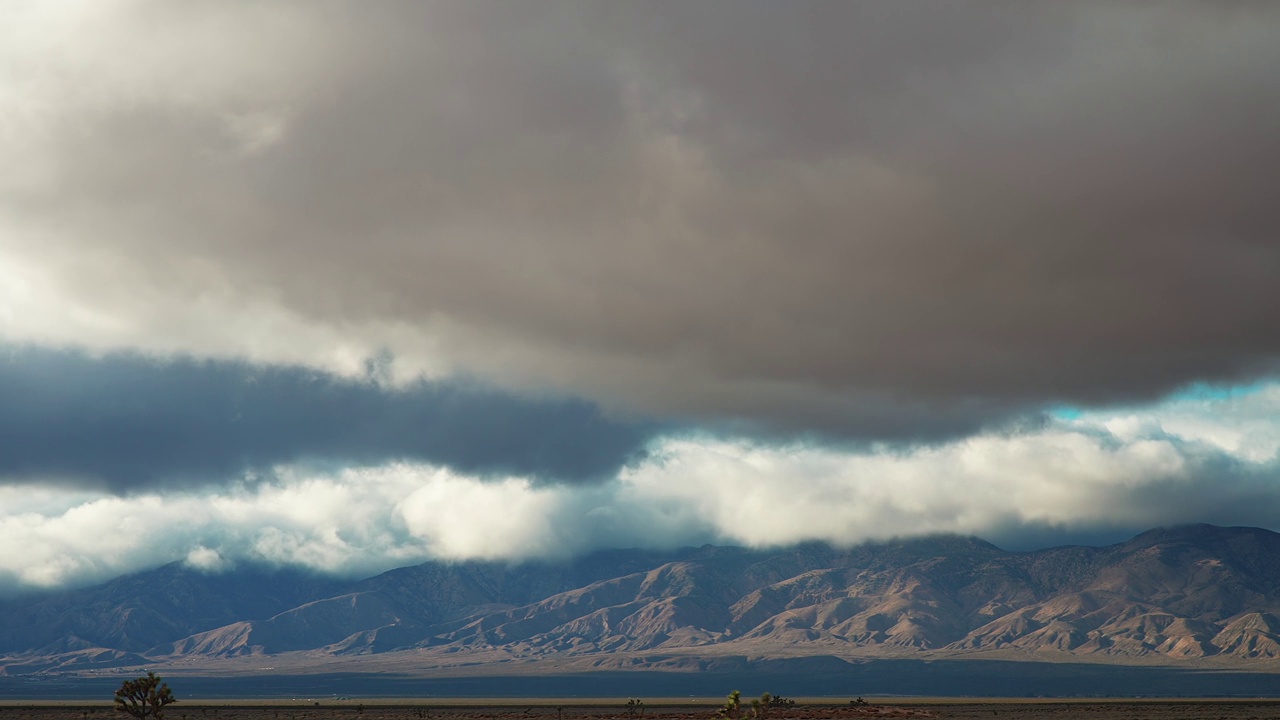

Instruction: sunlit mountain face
[6,525,1280,683]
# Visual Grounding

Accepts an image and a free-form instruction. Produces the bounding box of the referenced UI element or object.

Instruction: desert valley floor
[6,700,1280,720]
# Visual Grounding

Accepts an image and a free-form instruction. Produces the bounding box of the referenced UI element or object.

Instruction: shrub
[767,695,795,709]
[114,672,176,720]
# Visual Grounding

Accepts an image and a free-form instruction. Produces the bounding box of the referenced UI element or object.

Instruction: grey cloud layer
[0,346,658,490]
[7,387,1280,591]
[5,2,1280,439]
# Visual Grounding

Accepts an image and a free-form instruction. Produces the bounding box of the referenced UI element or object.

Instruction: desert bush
[718,690,795,719]
[114,672,177,720]
[767,694,795,709]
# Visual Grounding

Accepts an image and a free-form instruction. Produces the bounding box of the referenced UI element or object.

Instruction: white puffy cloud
[2,383,1279,593]
[1079,384,1280,463]
[184,546,229,573]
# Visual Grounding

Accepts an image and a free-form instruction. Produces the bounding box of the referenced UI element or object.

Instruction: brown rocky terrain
[6,525,1280,688]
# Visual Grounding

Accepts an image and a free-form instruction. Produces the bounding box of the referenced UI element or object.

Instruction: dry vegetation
[3,701,1280,720]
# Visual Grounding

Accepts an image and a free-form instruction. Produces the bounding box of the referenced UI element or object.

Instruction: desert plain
[4,699,1280,720]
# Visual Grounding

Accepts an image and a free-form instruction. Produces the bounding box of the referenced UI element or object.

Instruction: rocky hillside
[5,525,1280,674]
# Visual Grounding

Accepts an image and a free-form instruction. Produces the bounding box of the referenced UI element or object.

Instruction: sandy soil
[3,701,1280,720]
[0,704,916,720]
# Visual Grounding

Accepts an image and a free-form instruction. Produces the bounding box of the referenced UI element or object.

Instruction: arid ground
[5,700,1280,720]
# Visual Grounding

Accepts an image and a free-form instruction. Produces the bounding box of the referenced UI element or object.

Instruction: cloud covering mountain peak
[2,1,1280,591]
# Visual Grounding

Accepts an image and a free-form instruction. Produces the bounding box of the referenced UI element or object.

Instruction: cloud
[3,2,1280,594]
[0,345,660,490]
[2,2,1278,440]
[4,383,1279,594]
[636,385,1280,550]
[0,463,716,593]
[183,546,229,573]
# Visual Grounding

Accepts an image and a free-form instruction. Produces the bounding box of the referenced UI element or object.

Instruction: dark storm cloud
[4,1,1280,441]
[0,346,660,490]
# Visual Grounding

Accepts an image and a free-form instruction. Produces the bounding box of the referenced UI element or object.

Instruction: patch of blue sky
[1166,379,1273,403]
[1047,378,1278,425]
[1048,404,1085,421]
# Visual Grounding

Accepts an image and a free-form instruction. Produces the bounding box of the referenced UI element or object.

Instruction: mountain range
[5,524,1280,681]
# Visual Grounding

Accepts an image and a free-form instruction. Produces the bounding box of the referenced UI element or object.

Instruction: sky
[2,1,1280,593]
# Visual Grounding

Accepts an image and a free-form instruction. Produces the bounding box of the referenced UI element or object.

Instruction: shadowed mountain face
[5,525,1280,676]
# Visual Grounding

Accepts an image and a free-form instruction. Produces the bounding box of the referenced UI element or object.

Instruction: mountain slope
[0,563,344,654]
[6,525,1280,673]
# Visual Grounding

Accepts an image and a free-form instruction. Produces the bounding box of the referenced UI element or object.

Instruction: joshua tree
[717,691,743,719]
[719,691,793,720]
[766,694,795,709]
[114,672,177,720]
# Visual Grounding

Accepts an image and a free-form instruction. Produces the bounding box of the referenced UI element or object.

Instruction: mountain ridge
[6,524,1280,676]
